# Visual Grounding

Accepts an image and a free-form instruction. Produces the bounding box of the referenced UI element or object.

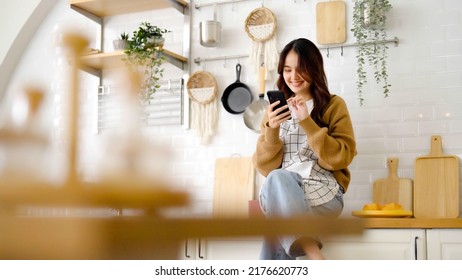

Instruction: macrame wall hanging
[187,71,218,145]
[245,6,278,78]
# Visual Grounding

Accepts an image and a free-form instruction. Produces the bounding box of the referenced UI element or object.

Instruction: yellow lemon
[363,203,382,211]
[381,202,403,210]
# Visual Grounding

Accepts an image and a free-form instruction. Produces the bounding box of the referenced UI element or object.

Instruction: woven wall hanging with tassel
[187,71,218,145]
[245,6,278,78]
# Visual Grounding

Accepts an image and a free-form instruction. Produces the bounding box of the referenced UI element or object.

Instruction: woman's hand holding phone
[266,90,292,128]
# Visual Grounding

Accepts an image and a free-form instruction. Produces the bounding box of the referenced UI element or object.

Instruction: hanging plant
[351,0,392,105]
[123,22,170,102]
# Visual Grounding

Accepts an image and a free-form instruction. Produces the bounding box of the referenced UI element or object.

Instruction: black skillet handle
[235,63,241,82]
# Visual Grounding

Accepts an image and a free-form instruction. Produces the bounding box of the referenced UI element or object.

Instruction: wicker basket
[187,71,218,105]
[244,7,277,42]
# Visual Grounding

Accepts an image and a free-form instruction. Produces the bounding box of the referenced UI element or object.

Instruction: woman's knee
[266,169,300,187]
[262,169,304,201]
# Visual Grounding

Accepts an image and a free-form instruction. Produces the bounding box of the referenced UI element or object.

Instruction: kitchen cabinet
[180,237,263,260]
[181,230,427,260]
[179,238,197,259]
[181,228,462,260]
[322,228,462,260]
[426,229,462,260]
[199,237,263,260]
[320,229,427,260]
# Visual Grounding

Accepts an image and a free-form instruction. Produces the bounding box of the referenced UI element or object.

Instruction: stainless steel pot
[199,3,221,47]
[200,21,221,47]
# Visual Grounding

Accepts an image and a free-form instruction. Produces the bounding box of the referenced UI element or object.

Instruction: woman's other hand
[288,96,310,121]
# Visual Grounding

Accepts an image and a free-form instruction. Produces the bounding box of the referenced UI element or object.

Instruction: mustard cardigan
[252,95,357,192]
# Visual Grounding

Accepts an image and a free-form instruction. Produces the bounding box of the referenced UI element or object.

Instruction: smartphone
[267,90,290,117]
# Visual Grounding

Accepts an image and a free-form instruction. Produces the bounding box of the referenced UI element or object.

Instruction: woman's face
[283,49,311,98]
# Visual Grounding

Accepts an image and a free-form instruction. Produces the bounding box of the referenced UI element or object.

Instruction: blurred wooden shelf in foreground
[0,179,189,211]
[0,215,364,259]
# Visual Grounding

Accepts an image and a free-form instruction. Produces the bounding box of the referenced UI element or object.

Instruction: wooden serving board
[373,158,413,212]
[414,135,460,218]
[213,157,255,218]
[316,1,346,45]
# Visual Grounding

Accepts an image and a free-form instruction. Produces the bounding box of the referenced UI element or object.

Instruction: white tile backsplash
[403,105,434,121]
[3,0,462,217]
[418,120,450,135]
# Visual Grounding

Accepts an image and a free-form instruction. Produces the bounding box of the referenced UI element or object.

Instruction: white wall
[0,0,40,64]
[3,0,462,218]
[0,0,57,103]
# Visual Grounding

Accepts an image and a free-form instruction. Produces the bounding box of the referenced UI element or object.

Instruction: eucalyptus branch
[351,0,392,105]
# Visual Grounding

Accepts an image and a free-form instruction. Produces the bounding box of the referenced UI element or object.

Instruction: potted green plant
[123,22,170,102]
[351,0,392,105]
[113,32,129,51]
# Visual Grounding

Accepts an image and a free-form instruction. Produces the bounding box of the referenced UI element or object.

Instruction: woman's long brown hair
[276,38,332,127]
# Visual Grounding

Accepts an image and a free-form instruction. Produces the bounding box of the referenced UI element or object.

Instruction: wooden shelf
[80,50,188,72]
[70,0,190,73]
[0,216,363,259]
[69,0,189,17]
[0,178,189,210]
[0,128,48,146]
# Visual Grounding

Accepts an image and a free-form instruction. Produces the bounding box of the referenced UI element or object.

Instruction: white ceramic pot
[113,39,128,51]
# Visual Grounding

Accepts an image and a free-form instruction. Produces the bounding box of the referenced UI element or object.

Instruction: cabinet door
[199,237,263,260]
[426,229,462,260]
[178,238,197,260]
[319,229,426,260]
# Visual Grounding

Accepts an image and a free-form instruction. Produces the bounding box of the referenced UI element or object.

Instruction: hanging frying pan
[221,63,253,114]
[244,64,269,133]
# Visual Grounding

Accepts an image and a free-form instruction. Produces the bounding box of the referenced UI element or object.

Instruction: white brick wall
[4,0,462,218]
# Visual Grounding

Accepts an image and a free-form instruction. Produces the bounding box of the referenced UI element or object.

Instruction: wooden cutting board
[316,1,346,45]
[213,157,255,218]
[373,158,413,212]
[414,135,460,218]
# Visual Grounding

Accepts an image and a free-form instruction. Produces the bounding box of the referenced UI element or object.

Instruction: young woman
[252,38,357,260]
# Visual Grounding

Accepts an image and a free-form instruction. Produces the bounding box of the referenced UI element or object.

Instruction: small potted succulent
[124,22,170,102]
[113,32,129,51]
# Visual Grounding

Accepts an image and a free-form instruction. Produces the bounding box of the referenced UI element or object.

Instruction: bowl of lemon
[352,202,413,218]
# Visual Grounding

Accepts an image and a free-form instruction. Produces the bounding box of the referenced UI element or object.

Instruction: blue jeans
[259,169,344,260]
